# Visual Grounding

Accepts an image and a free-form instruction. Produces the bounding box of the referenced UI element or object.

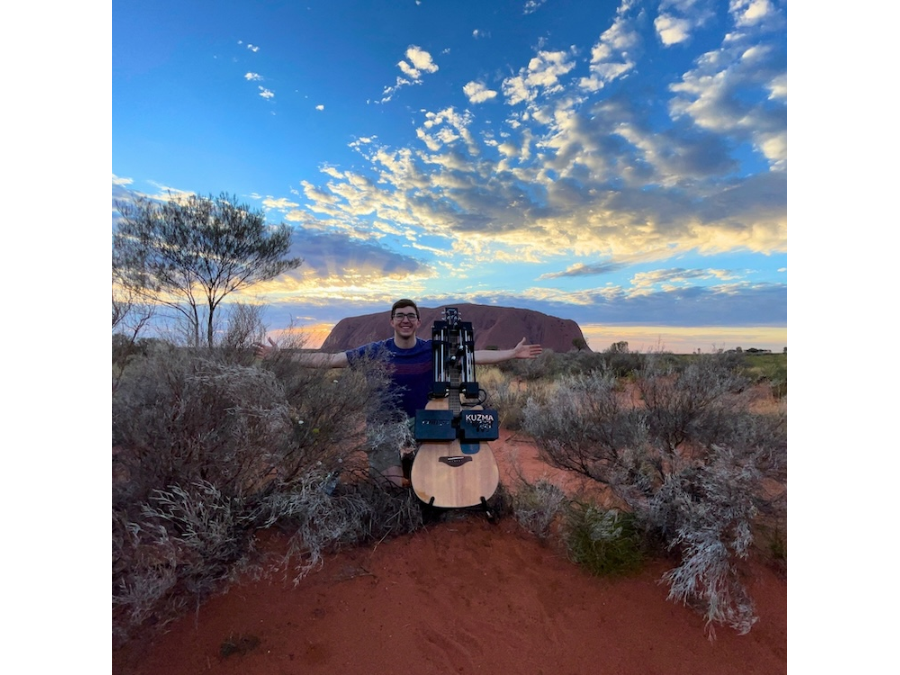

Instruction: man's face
[391,306,420,338]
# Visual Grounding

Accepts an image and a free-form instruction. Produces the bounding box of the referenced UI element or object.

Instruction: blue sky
[112,0,787,353]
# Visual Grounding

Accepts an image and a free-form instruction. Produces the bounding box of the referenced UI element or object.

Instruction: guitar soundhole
[439,456,473,468]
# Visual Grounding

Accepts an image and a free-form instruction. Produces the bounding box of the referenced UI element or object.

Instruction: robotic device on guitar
[410,308,500,513]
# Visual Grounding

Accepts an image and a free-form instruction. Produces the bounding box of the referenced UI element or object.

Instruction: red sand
[113,430,786,675]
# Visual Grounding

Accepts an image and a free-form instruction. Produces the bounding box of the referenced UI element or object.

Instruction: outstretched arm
[474,338,542,365]
[255,337,349,368]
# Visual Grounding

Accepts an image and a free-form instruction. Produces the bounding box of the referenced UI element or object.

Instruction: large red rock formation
[319,303,591,353]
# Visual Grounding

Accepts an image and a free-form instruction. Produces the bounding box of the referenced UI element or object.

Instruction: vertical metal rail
[432,321,449,398]
[460,323,477,399]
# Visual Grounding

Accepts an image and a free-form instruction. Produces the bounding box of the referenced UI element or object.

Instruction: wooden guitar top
[411,397,499,508]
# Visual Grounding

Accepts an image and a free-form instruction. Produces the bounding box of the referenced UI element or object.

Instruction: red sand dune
[113,429,786,675]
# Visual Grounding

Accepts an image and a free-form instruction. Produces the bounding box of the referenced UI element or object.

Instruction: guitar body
[411,396,500,508]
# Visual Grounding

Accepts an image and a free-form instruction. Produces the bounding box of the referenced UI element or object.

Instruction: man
[257,299,542,486]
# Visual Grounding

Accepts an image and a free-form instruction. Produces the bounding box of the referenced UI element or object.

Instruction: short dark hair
[391,299,419,318]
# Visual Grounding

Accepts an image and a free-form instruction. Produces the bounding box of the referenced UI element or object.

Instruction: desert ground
[112,428,786,675]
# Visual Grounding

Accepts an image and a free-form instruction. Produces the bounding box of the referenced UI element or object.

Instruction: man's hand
[513,338,542,359]
[473,338,542,365]
[254,337,278,360]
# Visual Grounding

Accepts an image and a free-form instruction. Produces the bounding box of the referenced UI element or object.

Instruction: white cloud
[258,86,274,99]
[523,0,547,14]
[245,72,263,81]
[320,165,344,179]
[145,182,195,203]
[502,49,576,105]
[579,1,641,92]
[472,29,489,39]
[262,197,299,210]
[246,43,260,52]
[316,104,325,110]
[497,140,519,160]
[655,15,692,45]
[669,29,786,169]
[463,81,498,104]
[630,267,737,289]
[416,107,478,155]
[730,0,773,26]
[654,0,717,46]
[404,45,438,78]
[768,74,786,100]
[380,45,439,103]
[398,61,419,79]
[112,174,133,186]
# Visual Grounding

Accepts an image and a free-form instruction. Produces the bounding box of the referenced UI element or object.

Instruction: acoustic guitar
[410,310,499,509]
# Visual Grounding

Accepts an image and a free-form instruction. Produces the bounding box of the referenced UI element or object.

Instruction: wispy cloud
[245,72,263,81]
[730,0,776,27]
[629,267,738,290]
[668,4,787,169]
[262,197,299,210]
[502,49,577,105]
[416,107,478,155]
[579,0,642,92]
[143,182,195,203]
[258,86,275,99]
[380,45,439,103]
[319,165,344,179]
[654,0,716,46]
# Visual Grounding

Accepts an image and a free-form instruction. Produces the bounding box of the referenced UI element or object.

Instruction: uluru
[319,303,590,353]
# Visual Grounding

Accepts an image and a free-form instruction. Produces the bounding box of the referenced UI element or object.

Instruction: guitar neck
[449,366,463,416]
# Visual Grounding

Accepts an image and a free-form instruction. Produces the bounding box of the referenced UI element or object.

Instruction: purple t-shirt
[345,337,432,418]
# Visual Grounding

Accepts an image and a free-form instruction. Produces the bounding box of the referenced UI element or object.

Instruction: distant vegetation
[490,342,787,401]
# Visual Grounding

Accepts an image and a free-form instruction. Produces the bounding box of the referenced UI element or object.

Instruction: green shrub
[563,503,644,576]
[608,352,645,378]
[734,353,787,399]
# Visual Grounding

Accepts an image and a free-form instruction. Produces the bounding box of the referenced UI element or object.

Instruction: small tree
[113,192,302,348]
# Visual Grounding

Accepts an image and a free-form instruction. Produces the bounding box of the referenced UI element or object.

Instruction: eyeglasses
[393,312,418,321]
